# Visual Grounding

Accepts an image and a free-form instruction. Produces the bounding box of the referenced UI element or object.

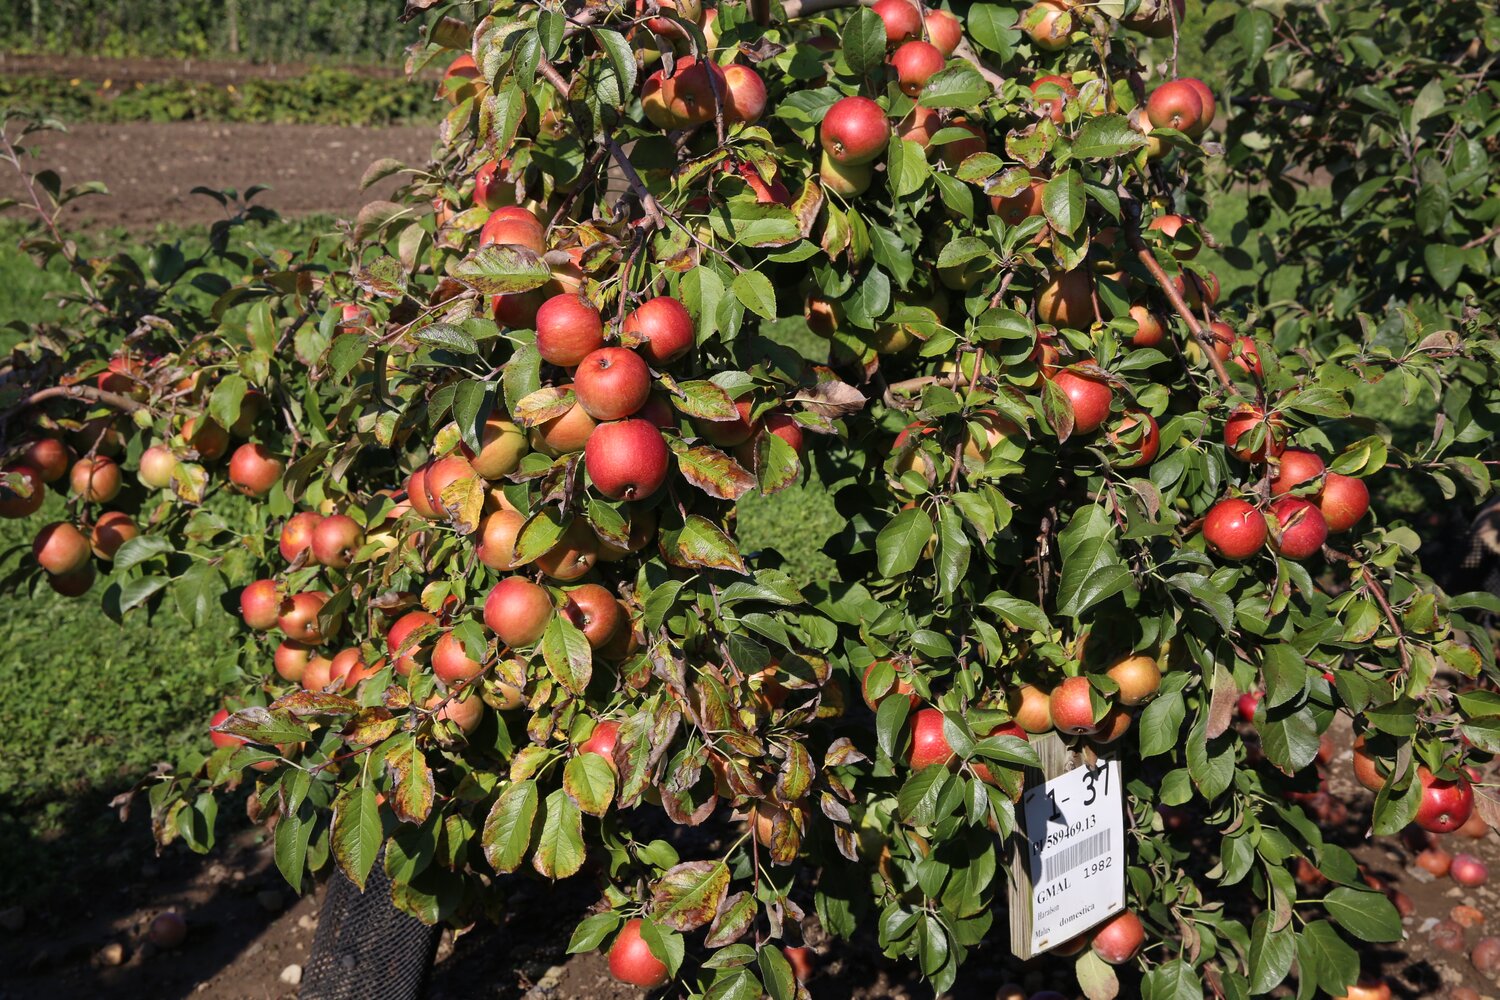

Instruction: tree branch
[22,383,149,414]
[607,138,666,231]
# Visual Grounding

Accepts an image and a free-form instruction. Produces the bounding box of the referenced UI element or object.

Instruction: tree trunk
[227,0,240,54]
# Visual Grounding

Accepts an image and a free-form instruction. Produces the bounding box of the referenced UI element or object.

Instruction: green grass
[0,70,437,126]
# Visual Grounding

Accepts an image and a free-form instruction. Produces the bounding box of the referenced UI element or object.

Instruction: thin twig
[607,138,666,230]
[21,383,149,414]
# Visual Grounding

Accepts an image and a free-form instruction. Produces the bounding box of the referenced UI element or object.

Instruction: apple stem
[1122,218,1243,398]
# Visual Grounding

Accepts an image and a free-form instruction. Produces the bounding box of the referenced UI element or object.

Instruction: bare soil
[0,122,434,231]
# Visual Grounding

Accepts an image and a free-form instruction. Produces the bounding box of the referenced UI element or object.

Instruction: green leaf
[967,4,1020,56]
[1234,7,1273,66]
[918,65,991,110]
[1139,691,1185,758]
[1141,959,1202,1000]
[730,270,777,320]
[887,138,931,198]
[1072,115,1148,160]
[541,614,593,695]
[1423,243,1467,291]
[273,802,313,895]
[1042,170,1084,237]
[533,787,586,879]
[1055,505,1132,618]
[1248,911,1295,994]
[451,244,553,295]
[567,912,623,954]
[113,534,175,573]
[1295,920,1360,997]
[1323,887,1402,943]
[208,374,248,433]
[563,753,616,817]
[414,322,479,355]
[482,780,539,874]
[877,507,934,577]
[331,783,382,891]
[841,7,887,77]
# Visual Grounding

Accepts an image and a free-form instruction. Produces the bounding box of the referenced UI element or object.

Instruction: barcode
[1040,830,1112,882]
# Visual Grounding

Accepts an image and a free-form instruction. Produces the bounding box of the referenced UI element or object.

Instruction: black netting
[301,850,440,1000]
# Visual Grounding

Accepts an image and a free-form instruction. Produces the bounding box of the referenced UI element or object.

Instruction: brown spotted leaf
[651,860,730,932]
[671,442,756,501]
[270,690,361,718]
[343,707,398,748]
[512,386,578,427]
[384,734,434,825]
[793,380,866,421]
[451,243,553,295]
[704,891,757,947]
[662,377,740,421]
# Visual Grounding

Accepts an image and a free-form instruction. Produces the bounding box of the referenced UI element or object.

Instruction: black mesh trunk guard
[300,849,441,999]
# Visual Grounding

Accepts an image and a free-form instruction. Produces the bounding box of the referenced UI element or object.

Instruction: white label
[1021,759,1124,954]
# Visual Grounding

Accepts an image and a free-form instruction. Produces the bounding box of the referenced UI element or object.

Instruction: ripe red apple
[311,513,364,570]
[564,583,625,649]
[492,289,544,329]
[821,96,891,167]
[531,388,598,456]
[623,296,695,366]
[1452,853,1489,887]
[302,653,335,692]
[1181,78,1217,132]
[240,579,282,630]
[33,521,91,575]
[228,443,283,497]
[664,57,726,127]
[1146,80,1206,135]
[1271,449,1325,497]
[1036,269,1094,328]
[387,610,437,676]
[897,105,942,148]
[585,419,671,501]
[991,178,1045,227]
[1472,939,1500,981]
[574,348,652,421]
[423,454,478,517]
[465,416,528,481]
[278,591,330,644]
[274,641,312,683]
[1054,364,1113,434]
[1236,691,1260,724]
[1147,214,1198,259]
[1223,405,1285,462]
[1050,676,1100,735]
[924,9,963,55]
[138,445,177,490]
[1351,736,1387,791]
[1091,910,1146,964]
[211,708,242,749]
[1106,655,1161,705]
[536,518,600,581]
[1029,74,1077,123]
[1415,767,1474,833]
[872,0,922,45]
[1107,410,1160,468]
[441,53,481,104]
[907,708,956,770]
[723,64,767,125]
[23,439,69,482]
[1269,497,1328,561]
[484,577,554,647]
[473,160,512,212]
[608,918,670,989]
[1320,473,1370,533]
[1022,0,1072,50]
[1009,684,1053,733]
[891,40,945,97]
[71,456,122,503]
[279,511,323,563]
[181,416,229,461]
[433,631,485,685]
[329,647,382,691]
[479,206,545,252]
[476,509,525,571]
[1204,498,1267,560]
[536,294,605,367]
[580,719,621,770]
[0,464,45,518]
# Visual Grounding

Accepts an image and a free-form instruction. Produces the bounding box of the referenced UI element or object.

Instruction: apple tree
[4,1,1500,997]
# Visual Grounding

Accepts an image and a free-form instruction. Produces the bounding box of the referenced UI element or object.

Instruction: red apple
[1029,74,1077,123]
[1054,363,1112,434]
[1269,497,1328,561]
[530,388,598,456]
[240,579,281,630]
[23,439,69,482]
[1320,474,1370,533]
[608,918,670,989]
[279,511,323,563]
[433,630,485,685]
[1223,405,1285,463]
[536,294,605,367]
[1091,910,1146,964]
[274,641,312,683]
[585,419,670,500]
[228,443,283,497]
[476,508,525,571]
[891,40,945,97]
[1415,767,1474,833]
[580,719,621,769]
[33,521,91,575]
[1049,676,1100,735]
[623,296,695,366]
[574,347,652,421]
[1204,498,1266,560]
[387,610,438,676]
[0,464,45,518]
[1107,410,1160,468]
[1270,449,1325,497]
[872,0,923,45]
[564,583,625,649]
[277,591,330,644]
[311,513,364,570]
[723,64,767,125]
[907,707,956,770]
[1146,80,1206,135]
[924,9,963,55]
[71,456,122,503]
[484,577,554,647]
[1452,853,1488,887]
[821,97,891,167]
[1036,269,1094,328]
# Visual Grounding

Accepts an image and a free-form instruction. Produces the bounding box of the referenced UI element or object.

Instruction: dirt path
[0,122,434,229]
